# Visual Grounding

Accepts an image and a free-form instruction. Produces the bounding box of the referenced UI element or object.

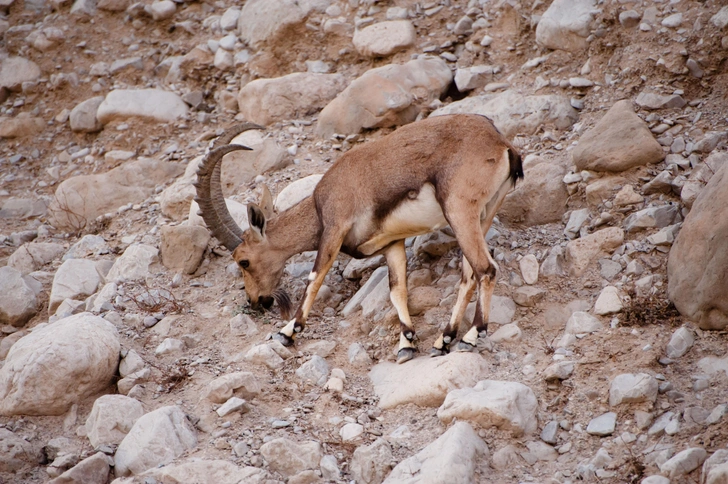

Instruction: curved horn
[212,122,264,149]
[194,144,253,252]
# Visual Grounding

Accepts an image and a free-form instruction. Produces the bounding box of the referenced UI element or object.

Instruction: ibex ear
[259,184,275,219]
[247,203,267,241]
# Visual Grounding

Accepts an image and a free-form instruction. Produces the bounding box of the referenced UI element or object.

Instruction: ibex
[195,114,523,363]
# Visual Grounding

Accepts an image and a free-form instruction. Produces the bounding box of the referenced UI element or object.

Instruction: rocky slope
[1,0,728,483]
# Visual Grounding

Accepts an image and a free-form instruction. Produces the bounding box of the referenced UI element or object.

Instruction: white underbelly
[357,183,447,255]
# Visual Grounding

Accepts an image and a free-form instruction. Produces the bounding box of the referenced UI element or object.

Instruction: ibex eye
[239,260,250,269]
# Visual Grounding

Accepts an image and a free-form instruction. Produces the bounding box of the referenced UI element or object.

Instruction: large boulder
[96,89,188,124]
[316,56,452,138]
[431,90,578,138]
[237,0,333,48]
[114,406,197,476]
[238,73,348,126]
[535,0,598,52]
[499,160,568,225]
[383,422,487,484]
[0,313,120,416]
[7,242,65,274]
[0,267,39,327]
[668,161,728,329]
[0,428,41,473]
[572,100,664,172]
[49,157,183,231]
[114,460,272,484]
[370,353,488,409]
[274,174,323,212]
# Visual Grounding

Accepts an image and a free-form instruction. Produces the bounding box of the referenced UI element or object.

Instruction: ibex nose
[260,296,274,309]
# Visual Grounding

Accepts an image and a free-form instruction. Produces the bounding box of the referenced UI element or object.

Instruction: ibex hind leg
[383,240,418,364]
[431,255,476,358]
[275,229,345,346]
[442,206,497,354]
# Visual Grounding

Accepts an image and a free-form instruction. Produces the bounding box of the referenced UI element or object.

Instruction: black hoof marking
[455,341,477,353]
[397,347,416,364]
[430,347,448,358]
[273,332,295,347]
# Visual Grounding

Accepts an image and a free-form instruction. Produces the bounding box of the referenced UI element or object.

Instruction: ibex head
[194,124,292,319]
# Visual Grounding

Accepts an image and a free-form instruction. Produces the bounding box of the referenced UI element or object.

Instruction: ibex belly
[357,183,447,256]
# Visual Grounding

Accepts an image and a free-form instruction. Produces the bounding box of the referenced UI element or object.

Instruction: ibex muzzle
[195,115,523,364]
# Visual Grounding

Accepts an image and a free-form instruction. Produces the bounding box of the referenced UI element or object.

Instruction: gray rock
[316,56,451,138]
[594,286,623,315]
[668,160,728,330]
[609,373,658,406]
[342,255,384,280]
[350,438,392,484]
[7,242,63,276]
[244,344,284,369]
[565,227,624,276]
[383,422,487,484]
[340,423,364,442]
[0,428,39,473]
[295,355,330,386]
[342,266,388,316]
[275,174,323,213]
[106,244,159,283]
[370,353,488,409]
[665,327,694,358]
[238,0,332,48]
[438,380,538,436]
[238,73,347,126]
[216,397,246,417]
[525,440,558,462]
[454,65,494,92]
[114,406,197,476]
[619,10,640,28]
[544,361,575,381]
[659,447,707,479]
[0,267,39,327]
[599,259,622,280]
[259,438,322,477]
[573,100,664,172]
[541,421,559,444]
[535,0,597,52]
[565,208,590,239]
[48,452,110,484]
[348,343,372,367]
[49,259,101,314]
[119,349,144,378]
[353,20,416,57]
[586,412,617,436]
[70,96,104,133]
[0,197,48,219]
[205,372,260,403]
[413,231,458,257]
[624,205,680,232]
[488,295,517,325]
[431,89,578,139]
[707,404,728,425]
[0,313,120,416]
[702,449,728,484]
[85,395,144,448]
[159,225,210,275]
[635,91,687,110]
[513,286,546,307]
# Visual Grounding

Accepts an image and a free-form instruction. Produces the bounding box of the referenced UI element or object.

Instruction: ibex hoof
[273,332,295,347]
[455,341,477,353]
[429,347,448,358]
[396,347,416,364]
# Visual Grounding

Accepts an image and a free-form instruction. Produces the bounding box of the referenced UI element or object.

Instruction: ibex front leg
[431,256,476,356]
[276,229,345,346]
[383,240,418,364]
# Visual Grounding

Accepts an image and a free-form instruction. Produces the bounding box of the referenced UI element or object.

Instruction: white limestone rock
[274,174,323,213]
[350,438,393,484]
[114,406,197,476]
[370,353,488,409]
[609,373,658,406]
[353,20,416,57]
[0,313,120,416]
[85,395,144,448]
[49,259,101,314]
[383,422,487,484]
[438,380,538,436]
[519,254,539,285]
[106,244,159,283]
[97,89,188,124]
[0,267,39,327]
[259,438,323,477]
[594,286,623,315]
[565,311,602,334]
[665,326,694,359]
[536,0,598,52]
[205,372,261,403]
[659,447,707,479]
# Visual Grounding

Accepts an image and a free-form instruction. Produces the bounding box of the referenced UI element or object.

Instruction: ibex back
[195,114,523,363]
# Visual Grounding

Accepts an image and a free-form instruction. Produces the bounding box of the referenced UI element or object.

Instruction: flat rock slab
[0,56,41,90]
[0,266,39,327]
[383,422,487,484]
[370,353,489,409]
[431,89,578,139]
[437,380,538,436]
[353,20,416,57]
[116,460,272,484]
[97,89,188,124]
[0,313,120,416]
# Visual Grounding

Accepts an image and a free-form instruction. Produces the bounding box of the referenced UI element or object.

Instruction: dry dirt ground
[1,0,728,483]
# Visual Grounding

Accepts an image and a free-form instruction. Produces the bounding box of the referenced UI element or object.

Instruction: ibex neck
[266,196,321,258]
